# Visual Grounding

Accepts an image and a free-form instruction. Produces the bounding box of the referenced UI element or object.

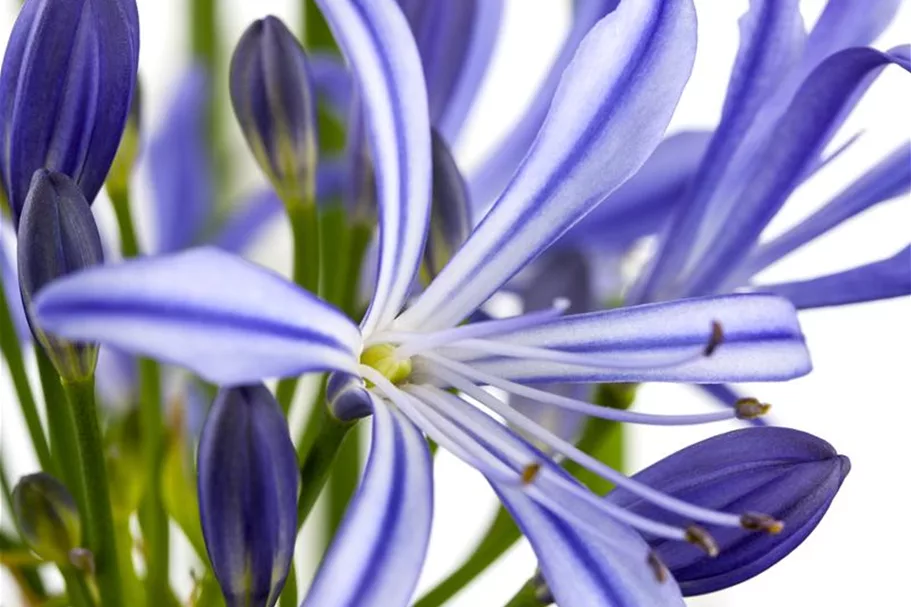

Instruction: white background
[1,1,909,606]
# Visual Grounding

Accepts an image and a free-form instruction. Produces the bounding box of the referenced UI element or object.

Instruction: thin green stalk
[59,567,96,607]
[64,377,123,607]
[109,189,140,258]
[296,402,355,531]
[278,562,297,607]
[0,287,53,472]
[36,349,84,516]
[276,202,321,415]
[138,358,169,607]
[503,580,543,607]
[115,520,143,607]
[300,0,337,51]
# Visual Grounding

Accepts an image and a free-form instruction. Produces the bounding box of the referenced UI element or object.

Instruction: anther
[685,525,719,557]
[647,551,668,583]
[741,512,784,535]
[704,321,724,356]
[734,397,771,420]
[69,548,95,574]
[522,462,542,485]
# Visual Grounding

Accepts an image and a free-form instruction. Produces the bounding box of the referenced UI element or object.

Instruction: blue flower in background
[32,1,834,604]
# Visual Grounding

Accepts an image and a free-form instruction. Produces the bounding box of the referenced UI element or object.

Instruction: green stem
[276,202,321,415]
[190,0,218,73]
[296,403,355,531]
[0,287,53,472]
[502,580,543,607]
[59,567,96,607]
[63,378,123,607]
[278,562,298,607]
[36,349,84,516]
[109,189,140,258]
[115,520,143,607]
[300,0,337,51]
[138,359,169,607]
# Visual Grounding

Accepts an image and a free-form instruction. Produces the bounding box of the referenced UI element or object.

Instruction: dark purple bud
[17,170,104,381]
[230,16,318,205]
[198,384,298,607]
[0,0,140,225]
[606,427,850,596]
[423,129,472,281]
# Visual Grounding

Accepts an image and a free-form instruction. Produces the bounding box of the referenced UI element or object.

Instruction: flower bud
[198,384,298,607]
[12,473,82,565]
[606,427,850,595]
[230,16,318,206]
[17,170,105,381]
[0,0,140,225]
[423,130,472,282]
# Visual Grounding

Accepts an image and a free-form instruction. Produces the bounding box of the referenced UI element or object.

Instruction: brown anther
[522,462,542,485]
[704,321,724,356]
[685,525,719,557]
[69,548,95,575]
[647,551,669,583]
[735,397,772,420]
[741,512,785,535]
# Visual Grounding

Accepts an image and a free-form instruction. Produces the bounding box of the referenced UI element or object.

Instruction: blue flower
[0,0,140,225]
[197,384,298,607]
[34,0,820,604]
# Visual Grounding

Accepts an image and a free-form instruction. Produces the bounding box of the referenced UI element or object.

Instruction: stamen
[419,358,746,529]
[415,355,736,427]
[521,462,542,485]
[373,300,569,356]
[440,338,710,371]
[647,551,669,583]
[409,384,694,543]
[704,320,724,356]
[741,512,784,535]
[734,397,771,420]
[685,525,720,557]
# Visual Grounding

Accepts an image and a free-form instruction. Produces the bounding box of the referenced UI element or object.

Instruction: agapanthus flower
[514,0,910,412]
[34,0,827,604]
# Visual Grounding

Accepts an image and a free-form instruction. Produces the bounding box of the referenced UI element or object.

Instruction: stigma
[360,344,413,386]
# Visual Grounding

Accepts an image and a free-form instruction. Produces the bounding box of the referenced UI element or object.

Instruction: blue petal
[681,46,911,297]
[317,0,433,335]
[632,0,806,303]
[94,346,138,410]
[430,0,504,142]
[741,143,911,278]
[147,66,212,254]
[606,427,850,596]
[463,294,811,384]
[33,247,362,385]
[198,384,298,606]
[467,0,620,210]
[398,0,504,143]
[558,131,712,250]
[302,395,432,607]
[310,53,352,116]
[398,0,698,333]
[495,485,684,606]
[0,0,140,224]
[802,0,903,72]
[212,190,282,254]
[759,246,911,309]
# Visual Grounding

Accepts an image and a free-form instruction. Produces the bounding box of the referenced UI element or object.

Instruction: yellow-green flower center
[360,344,412,385]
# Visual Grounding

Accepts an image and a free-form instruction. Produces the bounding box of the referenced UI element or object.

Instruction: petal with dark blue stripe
[398,0,698,333]
[33,247,362,385]
[317,0,432,335]
[464,294,811,384]
[759,246,911,310]
[302,396,432,607]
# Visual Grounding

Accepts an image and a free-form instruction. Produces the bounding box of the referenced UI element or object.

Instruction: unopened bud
[12,473,82,565]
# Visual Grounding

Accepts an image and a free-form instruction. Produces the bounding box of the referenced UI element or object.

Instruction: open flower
[34,0,818,604]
